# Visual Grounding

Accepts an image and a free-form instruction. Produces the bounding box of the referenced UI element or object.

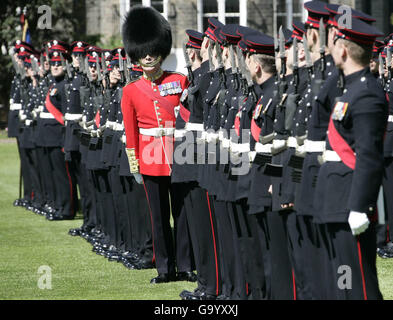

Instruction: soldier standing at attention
[313,16,386,299]
[121,5,194,284]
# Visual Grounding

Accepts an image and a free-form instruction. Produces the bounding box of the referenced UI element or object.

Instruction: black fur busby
[122,5,172,63]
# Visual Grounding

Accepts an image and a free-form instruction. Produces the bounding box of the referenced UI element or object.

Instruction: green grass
[0,136,195,300]
[0,132,392,300]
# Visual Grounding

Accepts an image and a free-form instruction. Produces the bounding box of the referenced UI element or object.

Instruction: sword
[379,53,386,87]
[60,53,68,78]
[85,55,93,83]
[182,43,194,84]
[319,17,326,80]
[236,45,248,95]
[293,37,299,94]
[118,50,125,84]
[215,40,227,88]
[229,45,239,90]
[377,185,386,225]
[65,59,73,79]
[279,26,287,78]
[387,48,392,80]
[125,53,132,83]
[303,34,313,82]
[207,42,215,74]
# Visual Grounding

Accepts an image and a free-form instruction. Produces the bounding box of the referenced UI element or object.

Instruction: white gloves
[133,173,143,185]
[348,211,370,236]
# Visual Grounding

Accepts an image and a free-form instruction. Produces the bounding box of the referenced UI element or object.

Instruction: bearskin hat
[122,5,172,63]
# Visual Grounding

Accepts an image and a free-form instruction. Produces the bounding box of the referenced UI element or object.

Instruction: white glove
[348,211,370,236]
[133,173,143,185]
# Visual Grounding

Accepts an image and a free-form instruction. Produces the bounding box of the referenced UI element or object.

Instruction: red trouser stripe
[65,161,74,217]
[356,237,368,300]
[206,192,219,296]
[142,179,156,264]
[292,268,297,300]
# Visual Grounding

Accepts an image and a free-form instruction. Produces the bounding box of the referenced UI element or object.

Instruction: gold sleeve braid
[126,148,139,174]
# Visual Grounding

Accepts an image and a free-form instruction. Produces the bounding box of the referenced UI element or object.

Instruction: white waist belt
[64,113,83,121]
[389,115,393,123]
[221,138,231,149]
[287,137,298,148]
[255,142,272,154]
[174,129,187,138]
[230,142,250,153]
[139,127,175,137]
[40,112,55,119]
[206,132,219,143]
[185,122,204,131]
[304,140,326,153]
[272,139,287,149]
[106,121,124,131]
[10,103,22,111]
[322,150,342,162]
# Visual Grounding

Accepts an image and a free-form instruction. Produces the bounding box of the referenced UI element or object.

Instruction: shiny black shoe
[13,199,22,207]
[180,288,201,300]
[122,258,138,270]
[68,228,82,236]
[46,213,74,221]
[177,271,197,282]
[150,273,177,284]
[135,257,155,269]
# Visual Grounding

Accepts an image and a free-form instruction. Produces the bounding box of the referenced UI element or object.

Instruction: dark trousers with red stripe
[377,157,393,247]
[37,147,56,206]
[19,145,34,202]
[47,146,77,217]
[322,222,382,300]
[184,185,221,296]
[142,175,194,276]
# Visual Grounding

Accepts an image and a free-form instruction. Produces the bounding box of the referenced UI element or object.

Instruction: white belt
[196,131,208,144]
[206,132,219,143]
[40,112,55,119]
[64,113,83,121]
[248,151,257,162]
[230,142,250,153]
[389,115,393,123]
[139,127,175,137]
[10,103,22,111]
[106,121,124,131]
[322,150,342,162]
[221,138,231,149]
[287,136,298,148]
[174,129,187,138]
[185,122,204,131]
[255,142,272,154]
[272,139,287,149]
[304,139,326,153]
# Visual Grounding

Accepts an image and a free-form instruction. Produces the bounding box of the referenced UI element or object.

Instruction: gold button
[159,125,163,128]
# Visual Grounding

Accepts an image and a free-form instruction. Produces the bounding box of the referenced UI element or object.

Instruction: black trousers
[46,146,77,217]
[376,157,393,247]
[37,147,56,206]
[227,199,267,300]
[142,175,193,275]
[67,151,95,230]
[183,184,221,296]
[267,211,295,300]
[93,169,117,246]
[214,199,235,298]
[321,222,382,300]
[19,145,33,202]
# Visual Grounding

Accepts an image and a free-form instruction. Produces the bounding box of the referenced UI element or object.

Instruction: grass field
[0,133,392,300]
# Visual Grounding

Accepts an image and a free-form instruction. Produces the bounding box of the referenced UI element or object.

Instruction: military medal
[254,104,263,119]
[50,88,58,96]
[332,101,348,121]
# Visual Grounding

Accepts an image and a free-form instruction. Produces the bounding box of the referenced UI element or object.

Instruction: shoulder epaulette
[125,76,142,86]
[165,71,186,77]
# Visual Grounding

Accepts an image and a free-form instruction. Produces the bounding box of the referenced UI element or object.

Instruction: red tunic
[121,71,189,176]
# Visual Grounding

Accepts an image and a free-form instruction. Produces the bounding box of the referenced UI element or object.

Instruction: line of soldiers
[7,0,393,300]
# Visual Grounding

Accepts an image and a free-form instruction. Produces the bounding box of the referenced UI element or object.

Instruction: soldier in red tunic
[121,5,196,284]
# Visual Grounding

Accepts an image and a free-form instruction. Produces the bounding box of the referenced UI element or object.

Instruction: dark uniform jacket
[314,67,388,223]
